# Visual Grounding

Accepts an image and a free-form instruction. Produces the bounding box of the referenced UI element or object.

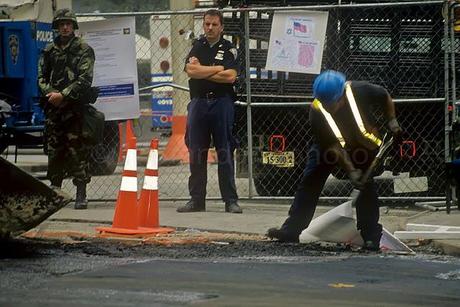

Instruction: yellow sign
[262,151,295,168]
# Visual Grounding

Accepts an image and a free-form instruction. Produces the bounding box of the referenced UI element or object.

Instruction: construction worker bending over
[267,70,402,251]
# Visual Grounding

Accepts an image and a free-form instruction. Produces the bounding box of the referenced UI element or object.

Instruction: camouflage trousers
[44,110,91,187]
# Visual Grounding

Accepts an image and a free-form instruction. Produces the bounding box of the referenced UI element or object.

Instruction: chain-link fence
[72,0,453,204]
[237,0,450,203]
[445,0,460,212]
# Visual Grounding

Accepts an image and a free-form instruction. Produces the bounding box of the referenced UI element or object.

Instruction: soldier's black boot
[50,179,62,190]
[50,183,62,190]
[74,183,88,210]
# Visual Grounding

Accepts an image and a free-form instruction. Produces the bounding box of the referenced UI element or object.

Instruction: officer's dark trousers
[185,96,238,204]
[281,144,383,244]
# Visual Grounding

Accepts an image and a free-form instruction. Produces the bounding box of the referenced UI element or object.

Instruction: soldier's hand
[348,169,365,190]
[47,92,64,107]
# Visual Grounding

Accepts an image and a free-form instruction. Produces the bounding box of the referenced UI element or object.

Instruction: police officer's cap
[52,8,79,30]
[313,70,346,106]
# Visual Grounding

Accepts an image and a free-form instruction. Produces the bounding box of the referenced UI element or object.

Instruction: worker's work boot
[362,240,381,252]
[266,227,300,243]
[176,200,205,213]
[225,202,242,214]
[74,183,88,210]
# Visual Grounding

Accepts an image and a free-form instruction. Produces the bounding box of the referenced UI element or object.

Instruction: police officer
[177,9,242,214]
[267,70,403,251]
[38,8,96,210]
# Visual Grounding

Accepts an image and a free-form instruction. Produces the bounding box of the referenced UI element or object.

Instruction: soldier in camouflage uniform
[38,8,95,210]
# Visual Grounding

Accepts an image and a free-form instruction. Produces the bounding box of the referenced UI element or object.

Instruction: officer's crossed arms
[185,56,237,84]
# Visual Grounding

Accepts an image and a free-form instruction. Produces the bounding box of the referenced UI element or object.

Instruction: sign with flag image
[266,11,328,74]
[293,20,311,38]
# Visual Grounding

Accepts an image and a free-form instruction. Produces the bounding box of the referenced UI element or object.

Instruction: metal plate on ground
[262,151,294,168]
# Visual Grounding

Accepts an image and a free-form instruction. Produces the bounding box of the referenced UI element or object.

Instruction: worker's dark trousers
[281,144,383,244]
[185,96,238,205]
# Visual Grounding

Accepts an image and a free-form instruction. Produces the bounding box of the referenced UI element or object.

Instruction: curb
[433,240,460,257]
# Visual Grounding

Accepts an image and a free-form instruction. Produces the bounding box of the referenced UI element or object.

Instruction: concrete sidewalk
[30,200,460,257]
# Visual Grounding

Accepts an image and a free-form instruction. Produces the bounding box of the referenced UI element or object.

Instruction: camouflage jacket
[38,34,95,108]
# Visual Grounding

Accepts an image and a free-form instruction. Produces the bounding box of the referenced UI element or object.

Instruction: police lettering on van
[36,30,54,43]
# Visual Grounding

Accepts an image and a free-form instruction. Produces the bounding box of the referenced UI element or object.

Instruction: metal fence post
[244,9,254,198]
[449,1,457,166]
[445,0,451,167]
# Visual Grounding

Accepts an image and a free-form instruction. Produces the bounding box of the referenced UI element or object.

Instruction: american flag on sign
[293,21,307,33]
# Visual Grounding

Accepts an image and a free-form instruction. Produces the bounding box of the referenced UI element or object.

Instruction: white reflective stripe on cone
[124,149,137,171]
[120,176,138,192]
[146,149,158,170]
[143,175,158,190]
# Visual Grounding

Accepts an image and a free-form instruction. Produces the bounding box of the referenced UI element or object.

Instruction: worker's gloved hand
[388,118,403,146]
[348,169,365,190]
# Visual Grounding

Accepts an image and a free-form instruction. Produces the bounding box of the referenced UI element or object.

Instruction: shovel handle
[360,136,394,185]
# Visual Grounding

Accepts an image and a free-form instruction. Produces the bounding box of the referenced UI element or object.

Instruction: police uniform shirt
[186,36,239,99]
[310,81,389,165]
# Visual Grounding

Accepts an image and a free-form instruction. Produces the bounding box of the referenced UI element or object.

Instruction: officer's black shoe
[74,183,88,210]
[225,202,242,214]
[177,200,205,213]
[74,200,88,210]
[266,227,299,243]
[362,240,381,252]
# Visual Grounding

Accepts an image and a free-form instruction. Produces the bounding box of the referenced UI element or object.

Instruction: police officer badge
[215,50,224,61]
[230,48,238,60]
[8,35,19,65]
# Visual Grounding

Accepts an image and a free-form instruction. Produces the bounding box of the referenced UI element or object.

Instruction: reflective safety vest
[312,82,382,148]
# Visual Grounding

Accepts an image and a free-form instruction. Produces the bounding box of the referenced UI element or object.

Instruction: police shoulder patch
[229,48,238,60]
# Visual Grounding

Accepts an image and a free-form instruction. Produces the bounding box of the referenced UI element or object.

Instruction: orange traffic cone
[96,137,158,236]
[118,120,136,163]
[117,122,124,163]
[138,138,174,234]
[162,115,189,162]
[162,115,216,163]
[126,119,135,140]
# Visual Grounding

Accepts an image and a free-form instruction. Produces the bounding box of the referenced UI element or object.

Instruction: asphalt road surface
[1,238,459,306]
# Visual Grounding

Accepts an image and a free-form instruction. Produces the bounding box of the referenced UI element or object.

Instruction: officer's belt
[194,91,228,99]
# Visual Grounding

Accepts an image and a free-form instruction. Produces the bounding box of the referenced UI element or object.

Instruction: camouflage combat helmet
[52,8,78,30]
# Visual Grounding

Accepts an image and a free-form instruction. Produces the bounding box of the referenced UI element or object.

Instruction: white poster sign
[78,17,140,120]
[266,11,328,74]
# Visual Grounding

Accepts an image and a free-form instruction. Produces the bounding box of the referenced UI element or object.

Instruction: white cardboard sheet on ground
[299,201,414,253]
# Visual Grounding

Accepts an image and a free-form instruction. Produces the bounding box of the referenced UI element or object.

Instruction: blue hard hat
[313,70,346,106]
